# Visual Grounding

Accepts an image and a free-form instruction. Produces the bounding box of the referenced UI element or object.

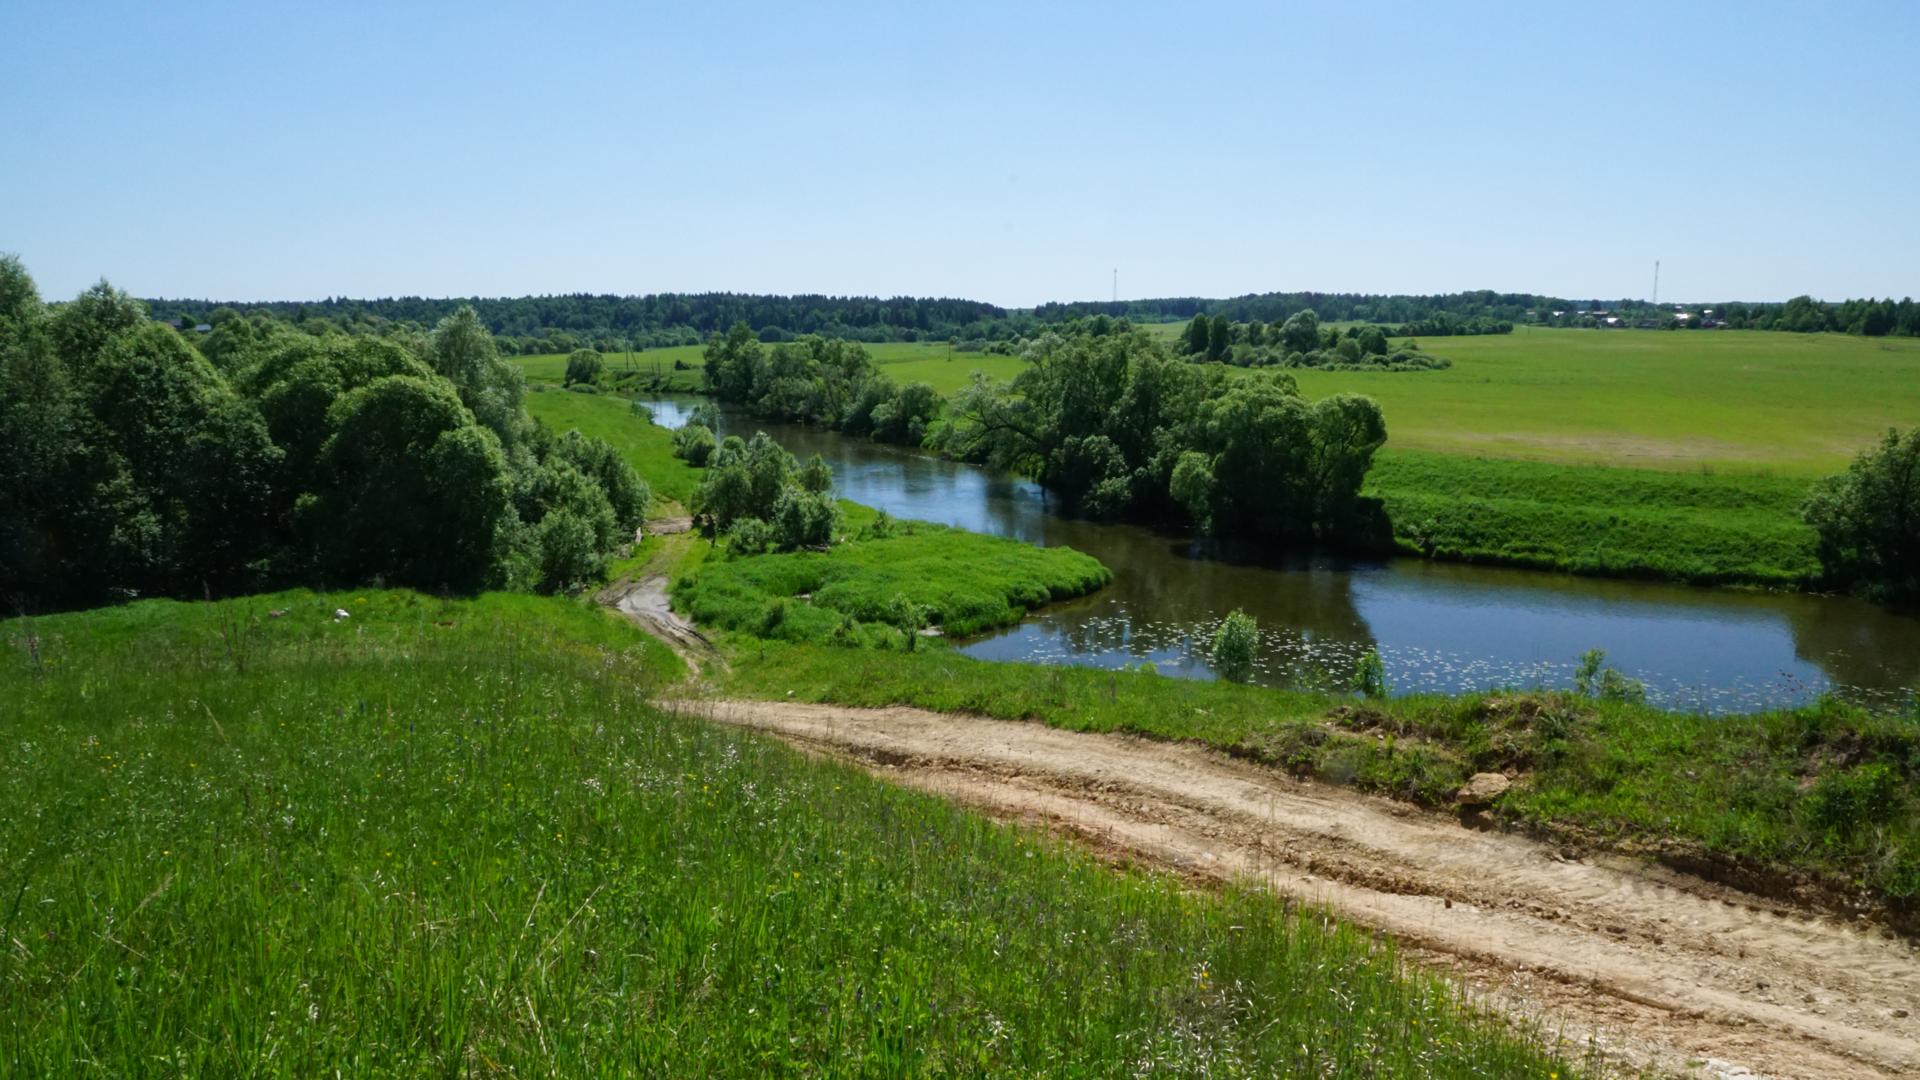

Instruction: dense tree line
[1036,290,1552,327]
[1,258,647,612]
[1175,311,1451,371]
[931,326,1388,542]
[144,292,1024,352]
[1390,314,1512,336]
[1720,296,1920,336]
[701,323,943,446]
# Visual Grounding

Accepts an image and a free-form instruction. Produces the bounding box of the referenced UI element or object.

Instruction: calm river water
[643,397,1920,713]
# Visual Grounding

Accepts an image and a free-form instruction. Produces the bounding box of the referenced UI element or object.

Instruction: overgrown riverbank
[715,639,1920,926]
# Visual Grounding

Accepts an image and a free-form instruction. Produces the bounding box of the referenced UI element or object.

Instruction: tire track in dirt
[687,698,1920,1080]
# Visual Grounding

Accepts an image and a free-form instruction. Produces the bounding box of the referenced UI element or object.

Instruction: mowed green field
[530,327,1920,474]
[1174,325,1918,583]
[1290,327,1920,475]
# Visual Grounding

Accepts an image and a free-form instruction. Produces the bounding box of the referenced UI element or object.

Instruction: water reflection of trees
[1011,524,1381,687]
[1785,595,1920,702]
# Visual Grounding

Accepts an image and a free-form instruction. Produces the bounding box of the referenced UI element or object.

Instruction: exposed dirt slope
[689,698,1920,1080]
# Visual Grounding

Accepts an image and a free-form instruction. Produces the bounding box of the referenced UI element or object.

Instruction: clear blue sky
[4,1,1914,307]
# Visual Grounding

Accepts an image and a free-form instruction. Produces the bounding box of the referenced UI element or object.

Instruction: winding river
[643,396,1920,714]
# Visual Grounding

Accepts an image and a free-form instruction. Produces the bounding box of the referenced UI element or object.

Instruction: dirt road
[603,573,717,674]
[689,698,1920,1079]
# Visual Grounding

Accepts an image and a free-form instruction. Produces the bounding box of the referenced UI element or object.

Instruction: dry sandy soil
[681,698,1920,1080]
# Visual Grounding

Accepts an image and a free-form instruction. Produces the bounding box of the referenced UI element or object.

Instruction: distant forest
[145,294,1020,353]
[140,288,1920,351]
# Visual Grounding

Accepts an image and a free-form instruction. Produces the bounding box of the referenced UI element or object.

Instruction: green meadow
[1290,327,1920,582]
[673,504,1110,641]
[1290,326,1920,474]
[523,386,704,506]
[1364,450,1821,585]
[0,591,1584,1077]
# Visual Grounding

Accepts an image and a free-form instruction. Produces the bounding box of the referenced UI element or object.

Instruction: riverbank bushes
[702,323,941,447]
[1802,427,1920,604]
[0,258,650,610]
[723,639,1920,921]
[936,326,1389,541]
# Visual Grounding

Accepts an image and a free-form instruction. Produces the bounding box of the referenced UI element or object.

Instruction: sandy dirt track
[686,698,1920,1080]
[602,569,717,674]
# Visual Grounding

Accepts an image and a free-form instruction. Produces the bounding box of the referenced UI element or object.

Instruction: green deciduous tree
[1279,309,1321,354]
[305,376,512,591]
[1183,314,1211,355]
[563,348,604,387]
[1803,427,1920,604]
[429,305,526,450]
[1205,314,1232,362]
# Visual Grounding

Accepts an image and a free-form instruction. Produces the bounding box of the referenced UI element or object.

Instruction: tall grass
[0,590,1583,1076]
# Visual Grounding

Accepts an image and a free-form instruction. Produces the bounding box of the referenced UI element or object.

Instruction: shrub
[887,593,929,651]
[726,517,778,556]
[673,422,717,467]
[533,508,604,593]
[1351,649,1388,698]
[863,508,899,540]
[563,348,604,387]
[1211,609,1258,683]
[1803,762,1902,840]
[1573,648,1645,702]
[770,487,839,551]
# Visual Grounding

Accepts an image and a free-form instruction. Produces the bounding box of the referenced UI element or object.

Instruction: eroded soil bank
[688,698,1920,1080]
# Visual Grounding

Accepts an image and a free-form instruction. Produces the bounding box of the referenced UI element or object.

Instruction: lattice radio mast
[1652,260,1660,306]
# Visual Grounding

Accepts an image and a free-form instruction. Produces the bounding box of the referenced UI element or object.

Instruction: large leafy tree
[1804,428,1920,604]
[1279,309,1321,354]
[303,376,512,591]
[0,259,134,608]
[429,305,526,451]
